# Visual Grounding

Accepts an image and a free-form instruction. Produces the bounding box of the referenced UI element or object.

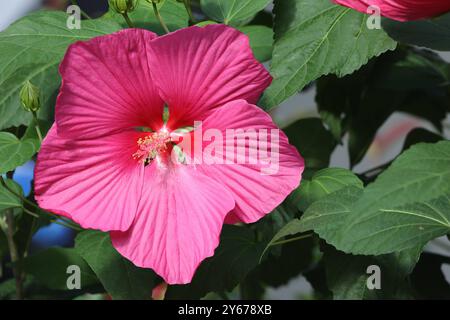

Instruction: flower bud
[109,0,138,14]
[19,80,40,112]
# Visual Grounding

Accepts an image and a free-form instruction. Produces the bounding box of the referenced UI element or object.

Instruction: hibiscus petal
[111,165,235,284]
[56,29,164,138]
[334,0,450,22]
[35,124,144,232]
[147,24,272,128]
[190,99,304,223]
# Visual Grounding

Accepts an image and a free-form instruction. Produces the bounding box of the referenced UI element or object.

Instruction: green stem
[122,12,135,28]
[5,210,24,299]
[21,207,39,219]
[259,232,314,263]
[23,217,38,258]
[70,0,92,19]
[22,207,81,231]
[31,111,43,143]
[0,176,80,231]
[1,176,39,212]
[152,1,170,34]
[23,112,43,259]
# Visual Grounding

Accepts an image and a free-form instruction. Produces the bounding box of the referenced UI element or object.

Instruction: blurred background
[1,0,449,299]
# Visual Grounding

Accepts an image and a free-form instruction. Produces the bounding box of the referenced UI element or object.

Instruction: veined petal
[147,24,272,128]
[35,124,144,232]
[56,29,164,138]
[111,164,235,284]
[334,0,450,22]
[190,100,304,223]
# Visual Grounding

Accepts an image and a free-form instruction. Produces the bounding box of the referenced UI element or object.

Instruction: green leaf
[261,170,362,260]
[382,13,450,51]
[340,195,450,254]
[166,225,266,299]
[106,0,188,34]
[283,118,336,170]
[316,48,450,166]
[0,178,23,211]
[22,248,98,291]
[251,200,299,242]
[242,236,316,299]
[0,132,38,174]
[299,186,362,238]
[303,262,331,299]
[75,230,158,300]
[261,0,396,109]
[0,10,122,130]
[200,0,271,26]
[238,25,273,62]
[290,168,363,211]
[261,219,307,258]
[0,279,19,300]
[300,141,450,255]
[323,245,420,299]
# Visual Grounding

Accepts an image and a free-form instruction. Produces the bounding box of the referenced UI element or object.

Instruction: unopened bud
[109,0,138,14]
[20,80,40,112]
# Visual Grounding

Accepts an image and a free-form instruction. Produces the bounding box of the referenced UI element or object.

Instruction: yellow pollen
[133,131,171,164]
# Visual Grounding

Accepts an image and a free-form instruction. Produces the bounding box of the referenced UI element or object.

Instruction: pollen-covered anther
[133,131,171,164]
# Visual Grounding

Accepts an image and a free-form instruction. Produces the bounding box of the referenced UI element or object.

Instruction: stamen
[133,130,171,164]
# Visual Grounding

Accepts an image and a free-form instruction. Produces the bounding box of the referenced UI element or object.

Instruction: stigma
[133,130,171,164]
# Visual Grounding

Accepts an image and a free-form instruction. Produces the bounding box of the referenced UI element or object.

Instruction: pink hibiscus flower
[333,0,450,21]
[34,25,304,284]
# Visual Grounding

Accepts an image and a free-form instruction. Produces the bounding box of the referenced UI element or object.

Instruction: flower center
[133,130,171,165]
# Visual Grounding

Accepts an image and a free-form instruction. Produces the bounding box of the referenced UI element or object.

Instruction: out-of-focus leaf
[411,252,450,299]
[299,141,450,255]
[316,48,450,166]
[284,118,336,171]
[382,13,450,51]
[75,230,158,300]
[23,248,98,291]
[0,11,122,130]
[166,225,266,299]
[324,245,420,299]
[242,236,317,299]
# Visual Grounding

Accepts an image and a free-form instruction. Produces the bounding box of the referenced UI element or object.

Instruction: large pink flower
[34,25,304,284]
[333,0,450,21]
